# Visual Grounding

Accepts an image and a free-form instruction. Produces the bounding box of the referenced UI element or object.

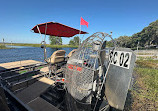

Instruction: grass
[137,52,155,55]
[0,45,12,49]
[130,59,158,110]
[19,70,27,74]
[19,66,44,74]
[38,66,44,69]
[134,68,158,100]
[136,59,158,69]
[5,43,78,48]
[137,55,158,60]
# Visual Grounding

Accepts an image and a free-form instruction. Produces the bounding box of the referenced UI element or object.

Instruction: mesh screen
[65,48,96,103]
[65,32,115,105]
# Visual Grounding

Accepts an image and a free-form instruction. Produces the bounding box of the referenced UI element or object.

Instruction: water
[0,46,77,63]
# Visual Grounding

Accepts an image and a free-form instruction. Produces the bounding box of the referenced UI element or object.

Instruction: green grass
[134,67,158,101]
[38,66,44,69]
[19,70,27,74]
[136,59,158,69]
[5,43,78,48]
[131,59,158,110]
[137,52,155,55]
[0,45,11,49]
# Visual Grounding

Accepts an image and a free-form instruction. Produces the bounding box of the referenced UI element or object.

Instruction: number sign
[105,48,136,110]
[109,50,132,69]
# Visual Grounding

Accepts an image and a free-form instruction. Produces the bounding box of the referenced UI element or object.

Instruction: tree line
[107,20,158,48]
[49,36,80,46]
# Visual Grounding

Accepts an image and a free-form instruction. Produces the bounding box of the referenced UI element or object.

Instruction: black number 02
[120,53,124,66]
[124,53,129,67]
[119,52,130,67]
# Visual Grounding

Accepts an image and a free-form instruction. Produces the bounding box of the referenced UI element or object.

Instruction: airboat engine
[65,32,115,111]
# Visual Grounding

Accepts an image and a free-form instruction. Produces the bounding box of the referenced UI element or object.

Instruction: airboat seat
[47,50,66,64]
[67,49,77,58]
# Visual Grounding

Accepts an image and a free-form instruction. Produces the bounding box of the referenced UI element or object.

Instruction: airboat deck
[16,77,55,104]
[0,60,65,111]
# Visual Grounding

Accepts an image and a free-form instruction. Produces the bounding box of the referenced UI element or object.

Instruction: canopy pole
[37,24,47,61]
[43,23,47,61]
[44,23,47,41]
[36,25,43,41]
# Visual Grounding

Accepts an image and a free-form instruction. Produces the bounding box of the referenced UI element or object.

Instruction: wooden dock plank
[0,60,42,71]
[40,67,49,73]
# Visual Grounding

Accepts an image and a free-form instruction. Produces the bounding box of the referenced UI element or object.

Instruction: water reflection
[6,45,34,48]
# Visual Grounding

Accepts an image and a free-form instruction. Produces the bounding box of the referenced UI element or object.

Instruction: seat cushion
[49,50,66,64]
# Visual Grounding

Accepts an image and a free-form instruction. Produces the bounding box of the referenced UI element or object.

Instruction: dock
[0,60,43,72]
[0,60,47,93]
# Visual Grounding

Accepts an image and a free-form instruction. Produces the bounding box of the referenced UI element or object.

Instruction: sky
[0,0,158,44]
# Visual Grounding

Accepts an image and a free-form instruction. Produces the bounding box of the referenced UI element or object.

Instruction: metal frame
[65,32,116,111]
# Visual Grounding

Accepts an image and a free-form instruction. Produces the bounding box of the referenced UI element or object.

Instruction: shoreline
[0,45,13,49]
[3,43,78,48]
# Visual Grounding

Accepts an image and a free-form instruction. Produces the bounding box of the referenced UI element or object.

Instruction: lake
[0,46,77,63]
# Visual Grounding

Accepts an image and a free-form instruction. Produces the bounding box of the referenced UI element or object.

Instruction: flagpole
[79,17,88,46]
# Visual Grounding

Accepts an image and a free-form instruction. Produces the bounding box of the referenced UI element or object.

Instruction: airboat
[0,22,136,111]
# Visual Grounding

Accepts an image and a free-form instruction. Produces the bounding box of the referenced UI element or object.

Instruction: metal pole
[44,23,47,60]
[37,24,47,61]
[81,34,85,45]
[36,25,43,41]
[44,23,47,42]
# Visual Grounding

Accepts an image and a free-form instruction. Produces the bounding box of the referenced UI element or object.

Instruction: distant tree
[111,19,158,48]
[49,36,62,45]
[116,36,132,48]
[69,36,80,46]
[69,40,75,46]
[106,41,114,47]
[131,20,158,47]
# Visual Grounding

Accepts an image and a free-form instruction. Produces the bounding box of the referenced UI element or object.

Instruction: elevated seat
[67,49,77,58]
[47,50,66,64]
[16,77,54,104]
